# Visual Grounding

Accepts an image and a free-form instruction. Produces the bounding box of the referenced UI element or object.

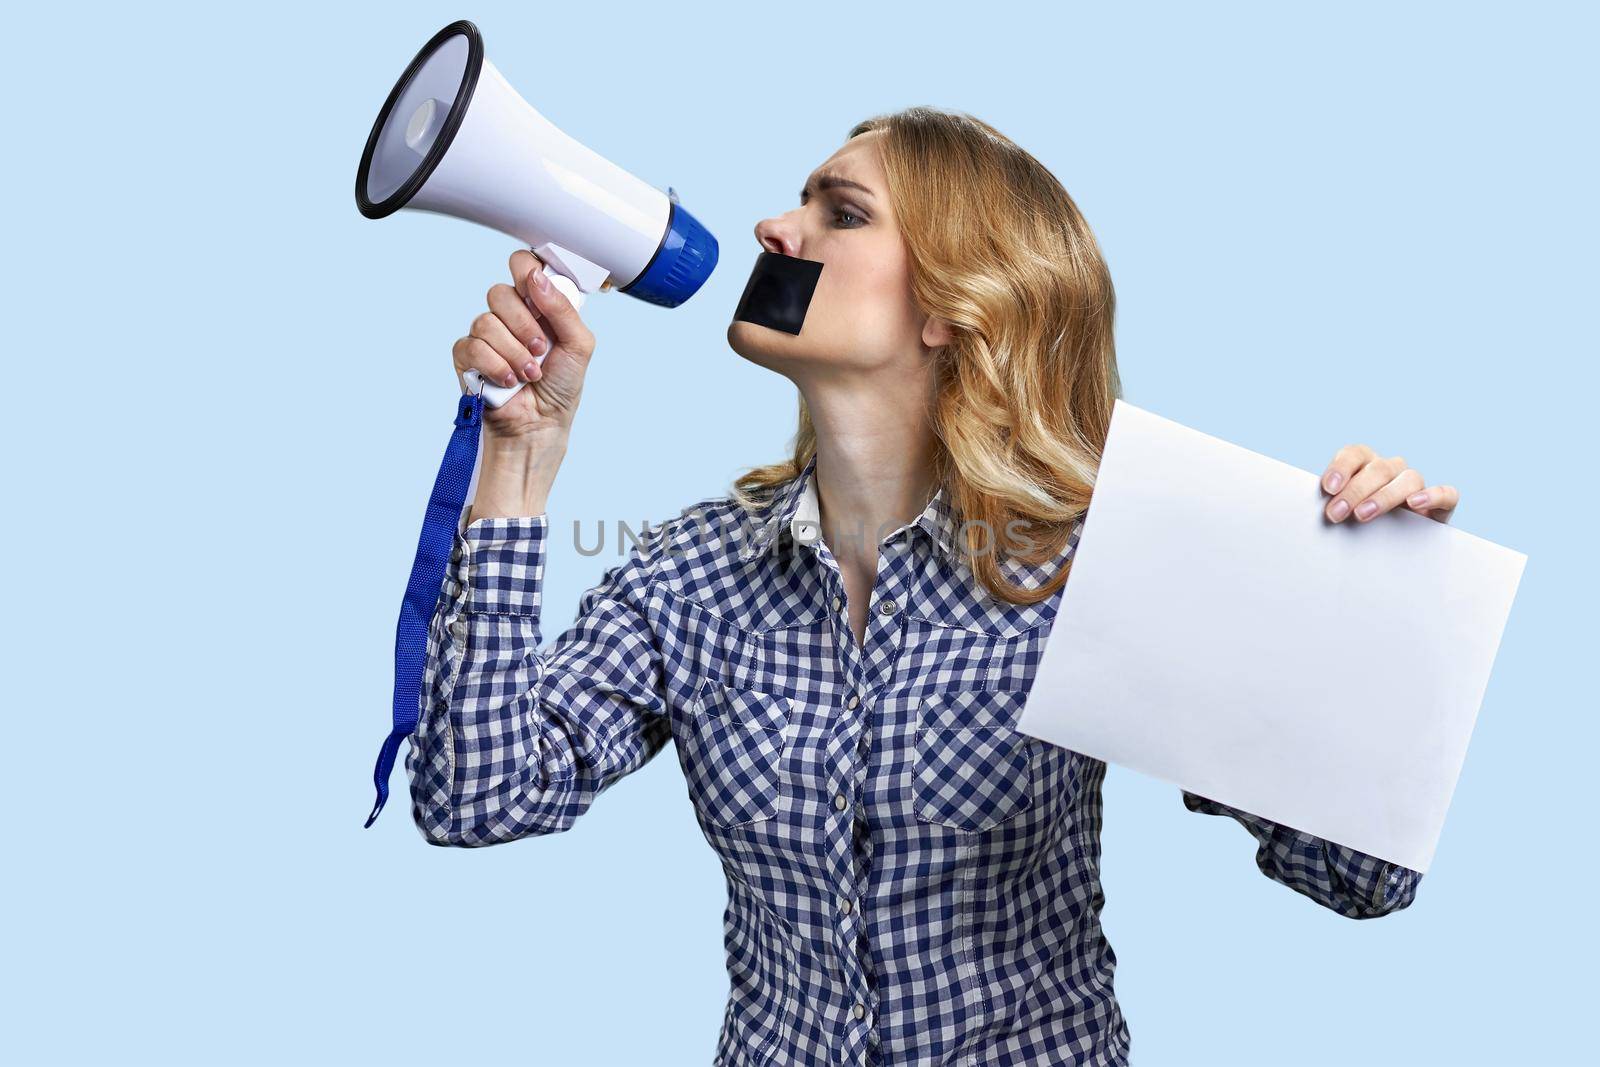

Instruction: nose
[753,213,799,257]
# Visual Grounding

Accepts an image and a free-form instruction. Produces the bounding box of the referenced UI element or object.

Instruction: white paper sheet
[1015,399,1526,872]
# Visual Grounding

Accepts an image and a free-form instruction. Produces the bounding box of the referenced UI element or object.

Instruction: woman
[406,107,1458,1066]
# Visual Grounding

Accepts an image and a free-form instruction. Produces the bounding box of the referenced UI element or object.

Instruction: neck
[800,369,939,569]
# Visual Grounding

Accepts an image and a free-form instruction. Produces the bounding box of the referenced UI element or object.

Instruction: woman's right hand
[452,248,598,443]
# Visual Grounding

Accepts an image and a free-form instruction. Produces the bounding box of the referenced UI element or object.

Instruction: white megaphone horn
[355,20,719,406]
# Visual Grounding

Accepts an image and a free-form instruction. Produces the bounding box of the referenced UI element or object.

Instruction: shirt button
[834,793,849,811]
[840,897,853,915]
[832,595,843,611]
[853,1003,867,1020]
[846,693,859,709]
[877,598,898,615]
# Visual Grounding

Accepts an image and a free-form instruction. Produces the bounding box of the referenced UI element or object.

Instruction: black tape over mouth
[732,251,824,335]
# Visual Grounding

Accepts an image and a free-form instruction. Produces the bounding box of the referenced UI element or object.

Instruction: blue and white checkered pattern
[405,453,1422,1065]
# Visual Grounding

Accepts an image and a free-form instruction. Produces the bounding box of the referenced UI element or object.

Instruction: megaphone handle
[462,261,587,408]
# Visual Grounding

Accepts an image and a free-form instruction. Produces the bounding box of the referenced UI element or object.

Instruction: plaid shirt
[405,452,1423,1066]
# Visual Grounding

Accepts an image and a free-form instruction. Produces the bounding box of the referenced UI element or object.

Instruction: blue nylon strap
[365,391,485,828]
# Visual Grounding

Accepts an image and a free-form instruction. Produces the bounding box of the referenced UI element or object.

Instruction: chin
[727,320,795,367]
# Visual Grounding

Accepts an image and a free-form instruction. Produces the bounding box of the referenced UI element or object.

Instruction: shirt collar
[737,454,964,564]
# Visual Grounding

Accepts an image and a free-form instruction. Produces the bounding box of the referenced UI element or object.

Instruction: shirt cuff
[1373,861,1415,909]
[452,507,549,616]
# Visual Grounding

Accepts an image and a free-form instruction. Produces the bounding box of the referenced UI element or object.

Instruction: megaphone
[355,19,718,406]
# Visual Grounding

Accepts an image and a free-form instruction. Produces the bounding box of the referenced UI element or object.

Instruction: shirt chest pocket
[684,681,791,828]
[913,689,1035,832]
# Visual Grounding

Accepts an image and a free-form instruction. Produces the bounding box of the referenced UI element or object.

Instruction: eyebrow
[799,170,876,202]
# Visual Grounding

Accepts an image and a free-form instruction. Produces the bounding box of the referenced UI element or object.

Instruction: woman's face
[727,130,950,377]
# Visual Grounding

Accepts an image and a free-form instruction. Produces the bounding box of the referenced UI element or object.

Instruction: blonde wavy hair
[732,106,1122,606]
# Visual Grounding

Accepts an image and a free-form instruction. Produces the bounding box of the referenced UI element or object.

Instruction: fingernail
[530,337,544,351]
[1328,499,1351,521]
[502,372,516,387]
[1324,471,1343,493]
[1408,491,1429,508]
[534,271,550,291]
[1355,500,1378,520]
[522,361,538,378]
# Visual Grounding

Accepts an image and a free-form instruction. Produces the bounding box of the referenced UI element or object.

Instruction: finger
[510,249,544,302]
[467,308,537,379]
[525,266,595,355]
[1326,452,1405,522]
[470,307,547,382]
[452,335,518,390]
[485,284,550,371]
[1320,443,1377,496]
[1350,467,1426,522]
[1406,483,1459,518]
[509,251,558,348]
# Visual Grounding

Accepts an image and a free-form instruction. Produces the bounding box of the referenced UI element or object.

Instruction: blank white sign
[1016,399,1526,872]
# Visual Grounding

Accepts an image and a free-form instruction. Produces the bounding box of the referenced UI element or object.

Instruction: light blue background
[2,2,1591,1064]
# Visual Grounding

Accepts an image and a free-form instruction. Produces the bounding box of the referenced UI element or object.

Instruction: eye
[832,208,865,229]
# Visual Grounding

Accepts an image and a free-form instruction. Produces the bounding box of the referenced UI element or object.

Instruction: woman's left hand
[1320,444,1459,525]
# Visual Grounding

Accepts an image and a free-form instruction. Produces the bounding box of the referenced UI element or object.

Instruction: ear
[921,314,954,350]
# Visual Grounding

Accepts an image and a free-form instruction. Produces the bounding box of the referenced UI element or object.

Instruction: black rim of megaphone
[355,20,485,219]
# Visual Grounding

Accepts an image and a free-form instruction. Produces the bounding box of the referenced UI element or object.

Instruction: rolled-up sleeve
[404,510,672,847]
[1182,790,1423,919]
